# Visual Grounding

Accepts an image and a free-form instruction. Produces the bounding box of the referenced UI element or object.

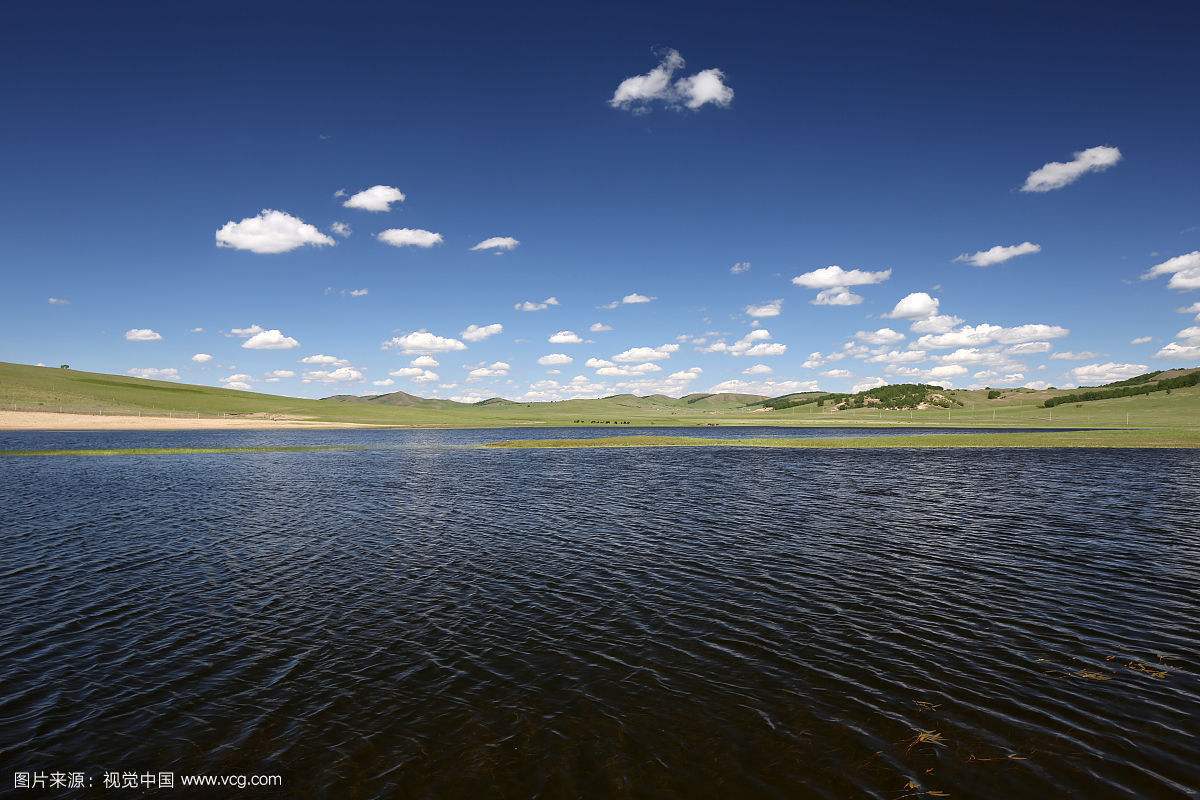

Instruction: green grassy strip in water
[483,429,1200,450]
[0,445,365,457]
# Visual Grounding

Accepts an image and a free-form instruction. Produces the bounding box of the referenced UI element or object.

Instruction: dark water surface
[2,428,1198,798]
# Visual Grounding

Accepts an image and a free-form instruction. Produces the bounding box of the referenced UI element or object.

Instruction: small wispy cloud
[955,242,1041,267]
[1021,145,1121,192]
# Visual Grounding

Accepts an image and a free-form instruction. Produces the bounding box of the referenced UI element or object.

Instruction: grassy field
[484,429,1200,449]
[3,360,1200,430]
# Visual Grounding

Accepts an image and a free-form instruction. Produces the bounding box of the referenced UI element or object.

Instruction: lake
[2,428,1197,798]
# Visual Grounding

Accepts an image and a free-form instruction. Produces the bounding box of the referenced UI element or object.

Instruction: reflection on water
[1,430,1197,798]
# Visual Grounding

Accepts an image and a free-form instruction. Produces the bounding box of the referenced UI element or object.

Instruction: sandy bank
[0,411,374,431]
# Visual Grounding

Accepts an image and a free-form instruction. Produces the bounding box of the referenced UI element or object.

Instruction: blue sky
[3,0,1199,400]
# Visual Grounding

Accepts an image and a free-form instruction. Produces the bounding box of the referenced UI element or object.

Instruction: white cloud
[372,379,395,387]
[215,209,335,254]
[382,330,467,354]
[1130,336,1153,345]
[609,48,733,112]
[331,222,352,237]
[666,367,703,383]
[303,366,365,384]
[621,292,655,304]
[1179,301,1200,320]
[1021,145,1122,192]
[710,329,787,357]
[792,265,892,289]
[1142,251,1200,291]
[461,323,504,342]
[127,367,180,381]
[585,358,615,368]
[1007,341,1052,355]
[745,299,782,318]
[928,364,967,379]
[548,330,583,344]
[708,378,819,395]
[596,363,661,377]
[242,329,299,350]
[590,322,613,333]
[221,373,253,391]
[468,361,512,379]
[1154,341,1200,360]
[191,354,213,364]
[411,355,440,368]
[377,228,443,248]
[910,314,963,334]
[349,288,368,297]
[1177,326,1200,342]
[885,292,939,320]
[1069,362,1148,384]
[811,287,863,306]
[264,369,295,381]
[342,185,405,212]
[471,236,519,252]
[190,327,205,333]
[450,393,487,404]
[300,354,348,366]
[867,349,928,364]
[1023,381,1051,390]
[612,344,680,363]
[954,242,1041,268]
[125,328,162,342]
[822,368,852,378]
[1050,351,1099,361]
[855,327,905,345]
[228,324,264,338]
[515,297,559,312]
[917,322,1068,349]
[851,377,889,393]
[538,353,573,366]
[742,364,772,375]
[48,297,70,305]
[389,367,439,383]
[730,261,751,275]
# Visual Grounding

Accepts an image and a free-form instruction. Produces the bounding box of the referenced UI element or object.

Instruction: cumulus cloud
[471,236,519,252]
[264,370,295,381]
[373,379,395,387]
[621,292,655,304]
[704,329,787,357]
[220,373,253,391]
[242,329,299,350]
[742,364,772,375]
[1021,145,1122,192]
[228,324,264,338]
[389,367,439,384]
[609,48,733,112]
[1069,362,1147,385]
[590,322,613,333]
[191,353,212,363]
[1154,341,1200,360]
[300,354,349,366]
[822,368,852,378]
[855,327,905,345]
[708,378,819,395]
[342,185,406,212]
[917,322,1068,349]
[1007,341,1052,355]
[1130,336,1153,345]
[885,292,939,320]
[48,297,70,305]
[595,363,662,377]
[1050,351,1099,361]
[349,288,368,297]
[461,323,503,341]
[612,343,680,363]
[125,328,162,342]
[515,297,559,312]
[127,367,180,381]
[666,367,703,383]
[538,353,574,366]
[303,366,365,384]
[411,355,439,368]
[548,330,584,344]
[811,287,863,306]
[382,330,467,354]
[730,261,751,275]
[468,361,512,379]
[851,377,889,393]
[867,349,928,365]
[910,314,963,334]
[745,299,782,318]
[377,228,443,248]
[1142,251,1200,291]
[1179,301,1200,320]
[331,222,352,237]
[215,209,336,254]
[792,265,892,289]
[954,242,1041,267]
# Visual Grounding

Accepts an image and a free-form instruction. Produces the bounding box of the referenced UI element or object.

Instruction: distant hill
[324,390,444,407]
[682,392,767,407]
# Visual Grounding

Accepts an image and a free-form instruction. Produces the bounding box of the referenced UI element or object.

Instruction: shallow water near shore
[2,428,1198,798]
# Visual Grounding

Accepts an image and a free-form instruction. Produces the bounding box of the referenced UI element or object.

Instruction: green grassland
[484,429,1200,449]
[3,360,1200,430]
